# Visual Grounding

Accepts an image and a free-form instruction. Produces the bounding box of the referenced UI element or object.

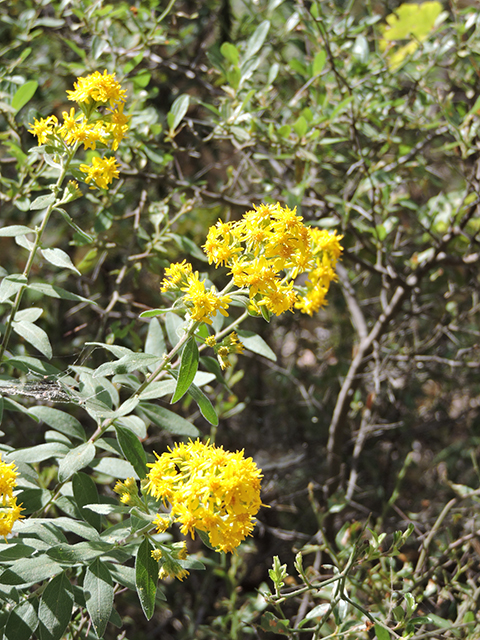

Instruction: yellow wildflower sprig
[144,439,263,554]
[0,455,23,541]
[161,203,342,325]
[28,69,129,190]
[151,542,190,582]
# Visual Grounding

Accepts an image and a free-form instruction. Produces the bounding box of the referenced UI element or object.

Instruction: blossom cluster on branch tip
[204,202,343,317]
[0,455,23,540]
[144,439,263,555]
[161,203,343,328]
[28,70,129,190]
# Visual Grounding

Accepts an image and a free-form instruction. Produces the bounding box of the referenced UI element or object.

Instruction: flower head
[79,156,120,190]
[66,70,127,108]
[28,115,58,145]
[145,440,263,553]
[0,455,23,540]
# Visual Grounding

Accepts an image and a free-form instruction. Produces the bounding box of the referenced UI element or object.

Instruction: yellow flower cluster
[203,203,343,316]
[0,455,23,540]
[145,440,263,554]
[209,331,245,370]
[161,260,232,325]
[28,70,129,190]
[151,542,189,581]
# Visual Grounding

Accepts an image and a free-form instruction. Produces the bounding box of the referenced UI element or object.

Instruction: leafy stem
[0,148,75,363]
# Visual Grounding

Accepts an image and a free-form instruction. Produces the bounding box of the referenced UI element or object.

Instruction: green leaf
[62,37,87,60]
[58,443,96,482]
[30,194,56,211]
[171,337,199,403]
[260,612,290,634]
[12,442,69,463]
[243,20,270,63]
[5,600,38,640]
[38,572,74,640]
[0,225,33,237]
[236,330,276,361]
[11,81,38,112]
[138,403,199,436]
[55,207,94,242]
[187,383,218,426]
[50,516,101,541]
[135,538,158,620]
[293,115,308,138]
[137,380,176,400]
[94,353,163,378]
[0,555,63,585]
[85,558,114,638]
[0,274,27,303]
[145,317,166,359]
[12,320,52,358]
[28,282,95,303]
[29,406,86,441]
[374,623,391,640]
[115,425,147,478]
[41,248,81,274]
[165,312,186,347]
[47,540,113,564]
[220,42,240,66]
[167,94,190,132]
[90,456,138,480]
[312,50,326,75]
[72,472,102,531]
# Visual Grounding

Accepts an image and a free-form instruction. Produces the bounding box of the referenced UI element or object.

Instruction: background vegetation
[1,0,480,638]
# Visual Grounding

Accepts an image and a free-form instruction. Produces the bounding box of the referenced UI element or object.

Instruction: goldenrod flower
[145,440,263,554]
[79,156,120,190]
[182,273,231,325]
[66,69,127,108]
[201,203,343,317]
[113,477,140,505]
[27,115,58,145]
[211,332,245,369]
[160,260,193,292]
[28,72,128,192]
[0,456,23,540]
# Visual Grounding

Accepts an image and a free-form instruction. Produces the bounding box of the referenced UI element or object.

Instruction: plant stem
[89,320,199,443]
[0,155,71,363]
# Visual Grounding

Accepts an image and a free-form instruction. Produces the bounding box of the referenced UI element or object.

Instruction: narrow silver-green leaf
[12,320,52,359]
[243,20,270,63]
[12,442,70,463]
[0,274,27,303]
[167,94,190,132]
[30,194,56,211]
[58,442,96,482]
[28,282,96,303]
[236,330,276,361]
[0,225,33,237]
[138,403,199,436]
[41,248,81,274]
[171,337,199,403]
[90,457,138,480]
[38,572,74,640]
[29,406,86,441]
[135,538,158,620]
[93,353,163,378]
[145,317,166,359]
[187,382,218,426]
[85,558,114,638]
